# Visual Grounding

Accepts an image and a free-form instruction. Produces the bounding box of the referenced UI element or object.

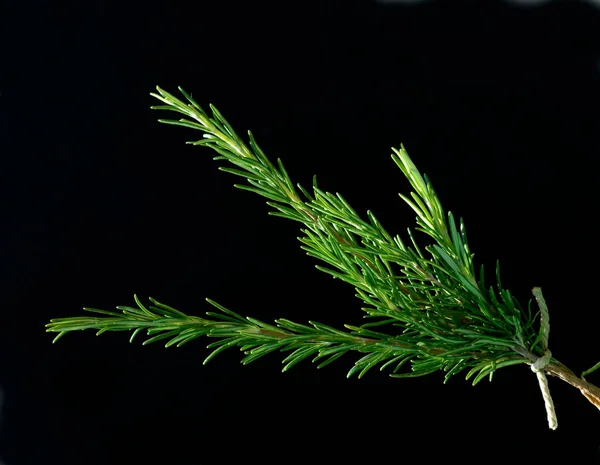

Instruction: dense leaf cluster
[47,87,551,384]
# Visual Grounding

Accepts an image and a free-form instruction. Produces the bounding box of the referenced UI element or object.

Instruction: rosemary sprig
[46,86,600,428]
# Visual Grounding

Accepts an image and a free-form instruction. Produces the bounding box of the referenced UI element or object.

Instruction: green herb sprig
[46,86,600,429]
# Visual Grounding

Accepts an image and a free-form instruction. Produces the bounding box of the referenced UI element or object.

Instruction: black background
[2,0,600,463]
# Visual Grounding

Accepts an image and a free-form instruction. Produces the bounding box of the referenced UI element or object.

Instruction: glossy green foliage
[46,87,549,384]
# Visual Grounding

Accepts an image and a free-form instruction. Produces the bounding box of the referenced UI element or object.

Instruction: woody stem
[546,361,600,410]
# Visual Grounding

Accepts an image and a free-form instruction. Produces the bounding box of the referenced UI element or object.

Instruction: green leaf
[143,330,182,346]
[282,346,321,372]
[314,350,349,369]
[390,366,439,378]
[241,343,286,365]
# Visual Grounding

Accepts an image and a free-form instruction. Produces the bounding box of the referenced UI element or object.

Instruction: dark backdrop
[2,0,600,463]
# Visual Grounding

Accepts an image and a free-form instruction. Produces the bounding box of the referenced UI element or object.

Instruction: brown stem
[545,361,600,410]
